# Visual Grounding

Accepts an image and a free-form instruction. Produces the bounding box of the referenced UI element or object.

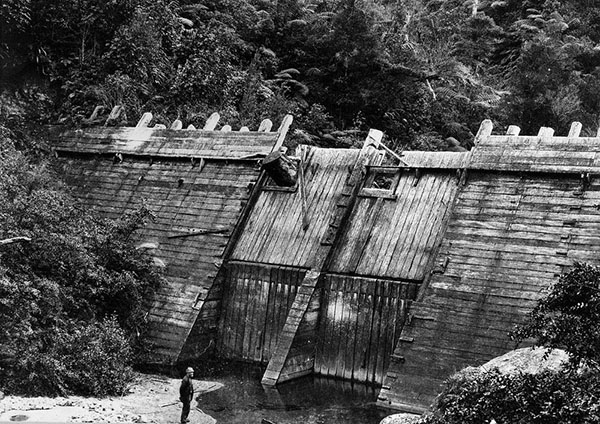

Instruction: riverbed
[0,362,392,423]
[193,361,389,424]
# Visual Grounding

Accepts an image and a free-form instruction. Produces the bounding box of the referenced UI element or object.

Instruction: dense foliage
[0,126,162,396]
[3,0,600,403]
[513,262,600,369]
[419,263,600,424]
[4,0,600,150]
[420,367,600,424]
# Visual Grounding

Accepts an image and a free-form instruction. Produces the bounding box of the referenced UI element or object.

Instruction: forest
[3,0,600,149]
[2,0,600,422]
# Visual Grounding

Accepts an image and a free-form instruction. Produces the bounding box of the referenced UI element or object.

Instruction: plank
[352,279,370,382]
[231,194,272,262]
[395,173,445,279]
[373,172,422,276]
[233,267,249,358]
[263,265,278,361]
[412,174,459,278]
[219,265,238,358]
[323,276,340,378]
[333,277,349,379]
[345,280,360,381]
[293,151,340,266]
[375,281,392,385]
[314,275,331,376]
[257,266,270,362]
[240,269,256,361]
[368,280,384,383]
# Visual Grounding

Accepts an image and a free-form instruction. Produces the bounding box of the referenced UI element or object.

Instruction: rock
[445,137,468,152]
[480,347,569,375]
[380,412,421,424]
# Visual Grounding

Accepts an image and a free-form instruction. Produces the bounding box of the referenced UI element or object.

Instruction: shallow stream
[192,362,390,424]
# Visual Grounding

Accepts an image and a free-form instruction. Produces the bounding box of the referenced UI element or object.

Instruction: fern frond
[435,87,470,102]
[279,68,300,76]
[287,19,308,28]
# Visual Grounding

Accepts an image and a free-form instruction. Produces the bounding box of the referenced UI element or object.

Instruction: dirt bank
[0,372,222,423]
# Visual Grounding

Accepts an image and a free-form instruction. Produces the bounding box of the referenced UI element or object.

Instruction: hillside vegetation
[2,0,600,403]
[3,0,600,149]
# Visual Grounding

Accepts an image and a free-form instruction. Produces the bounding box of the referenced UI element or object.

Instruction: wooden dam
[51,114,600,413]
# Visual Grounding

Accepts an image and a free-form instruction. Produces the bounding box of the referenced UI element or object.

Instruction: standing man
[179,367,194,423]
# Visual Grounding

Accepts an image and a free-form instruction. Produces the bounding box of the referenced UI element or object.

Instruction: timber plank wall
[225,137,468,386]
[379,121,600,412]
[50,114,600,414]
[51,114,290,364]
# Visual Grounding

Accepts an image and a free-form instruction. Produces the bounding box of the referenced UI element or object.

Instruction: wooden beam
[0,236,31,246]
[537,127,554,137]
[299,156,309,231]
[203,112,220,130]
[272,115,293,152]
[475,119,493,143]
[105,105,126,127]
[506,125,520,136]
[568,122,582,138]
[136,112,153,128]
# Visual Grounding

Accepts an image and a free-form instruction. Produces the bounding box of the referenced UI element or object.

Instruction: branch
[386,64,440,81]
[0,236,31,246]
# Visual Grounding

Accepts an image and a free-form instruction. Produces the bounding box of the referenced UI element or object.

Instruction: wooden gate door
[314,274,417,385]
[218,262,306,363]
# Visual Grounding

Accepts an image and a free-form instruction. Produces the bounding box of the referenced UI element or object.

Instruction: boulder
[480,347,569,375]
[380,412,420,424]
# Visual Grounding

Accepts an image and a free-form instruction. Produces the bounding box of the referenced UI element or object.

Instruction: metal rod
[378,142,409,166]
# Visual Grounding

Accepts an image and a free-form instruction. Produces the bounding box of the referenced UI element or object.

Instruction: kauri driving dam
[52,114,600,412]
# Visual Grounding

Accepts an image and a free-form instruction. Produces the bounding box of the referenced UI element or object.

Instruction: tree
[0,126,163,396]
[513,262,600,369]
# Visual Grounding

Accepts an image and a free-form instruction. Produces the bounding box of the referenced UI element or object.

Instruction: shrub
[419,367,600,424]
[513,262,600,369]
[420,263,600,424]
[6,318,133,397]
[0,126,162,396]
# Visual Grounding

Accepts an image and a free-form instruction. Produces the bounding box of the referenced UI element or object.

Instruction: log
[0,236,31,246]
[262,151,298,187]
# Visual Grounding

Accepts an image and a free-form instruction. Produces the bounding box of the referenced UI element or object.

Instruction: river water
[192,361,390,424]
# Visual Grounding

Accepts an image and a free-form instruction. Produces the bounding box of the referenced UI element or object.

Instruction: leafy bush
[513,262,600,369]
[420,367,600,424]
[5,318,133,397]
[0,126,162,396]
[420,263,600,424]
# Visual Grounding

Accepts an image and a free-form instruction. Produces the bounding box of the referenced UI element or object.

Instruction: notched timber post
[568,122,582,139]
[272,115,293,153]
[136,112,153,128]
[203,112,220,130]
[261,129,384,387]
[105,105,126,127]
[474,119,493,144]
